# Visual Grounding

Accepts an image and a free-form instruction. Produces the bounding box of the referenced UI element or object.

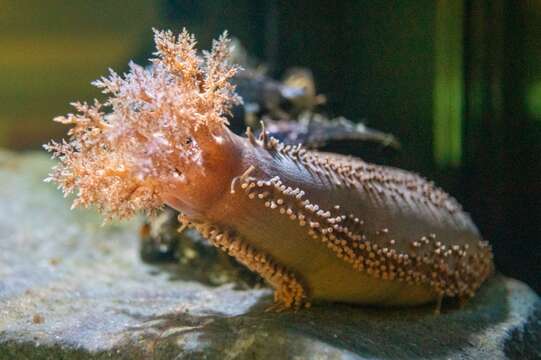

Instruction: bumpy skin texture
[46,29,493,310]
[164,128,494,309]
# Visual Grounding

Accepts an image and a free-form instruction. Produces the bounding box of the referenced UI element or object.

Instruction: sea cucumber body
[169,131,493,307]
[48,29,494,309]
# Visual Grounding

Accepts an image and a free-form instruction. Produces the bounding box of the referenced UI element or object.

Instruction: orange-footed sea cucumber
[45,29,494,310]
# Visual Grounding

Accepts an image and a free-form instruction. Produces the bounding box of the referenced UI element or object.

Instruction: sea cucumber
[45,29,494,310]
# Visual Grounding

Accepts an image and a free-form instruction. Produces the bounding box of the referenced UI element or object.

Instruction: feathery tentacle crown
[45,29,241,220]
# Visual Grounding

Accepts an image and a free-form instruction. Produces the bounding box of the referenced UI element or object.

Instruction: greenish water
[0,0,161,149]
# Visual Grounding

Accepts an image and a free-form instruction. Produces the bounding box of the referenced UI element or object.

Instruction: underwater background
[1,0,539,293]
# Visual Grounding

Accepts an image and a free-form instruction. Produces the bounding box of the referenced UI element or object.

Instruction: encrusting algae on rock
[45,29,494,311]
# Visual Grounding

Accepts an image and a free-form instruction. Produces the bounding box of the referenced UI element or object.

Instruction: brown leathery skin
[165,128,494,309]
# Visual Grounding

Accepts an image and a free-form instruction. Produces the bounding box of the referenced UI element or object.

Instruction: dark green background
[1,0,539,292]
